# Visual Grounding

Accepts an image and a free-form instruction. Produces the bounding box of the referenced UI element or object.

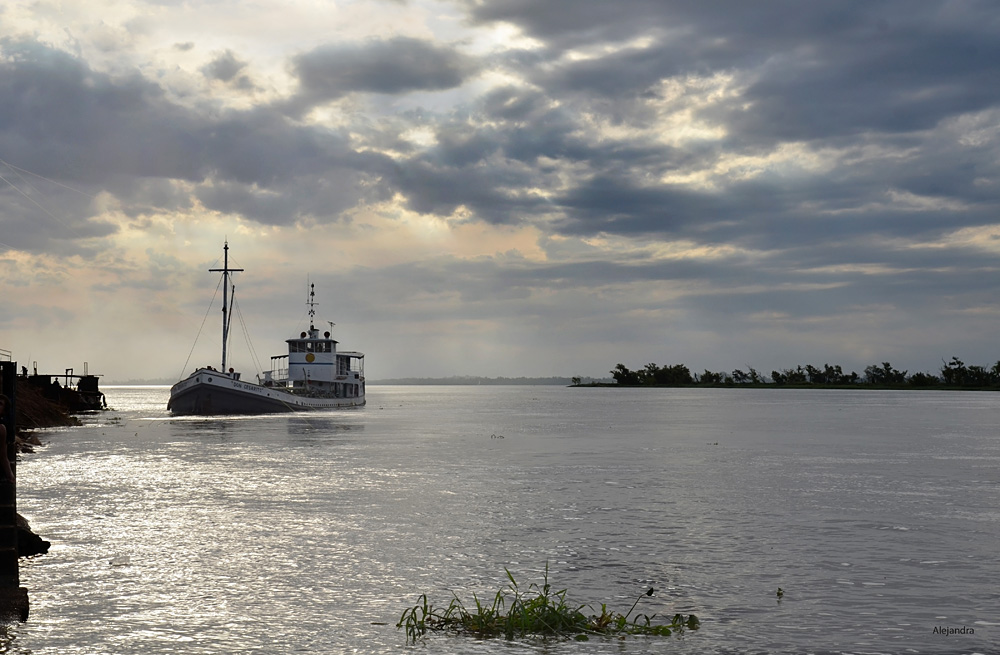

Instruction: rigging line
[0,158,96,198]
[231,297,265,378]
[177,275,225,381]
[0,170,86,239]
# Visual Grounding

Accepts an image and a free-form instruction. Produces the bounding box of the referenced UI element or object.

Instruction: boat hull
[168,369,365,415]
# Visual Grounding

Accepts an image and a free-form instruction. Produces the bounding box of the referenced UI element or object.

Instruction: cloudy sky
[2,0,1000,382]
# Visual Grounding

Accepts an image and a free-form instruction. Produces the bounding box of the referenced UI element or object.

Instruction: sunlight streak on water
[7,386,999,654]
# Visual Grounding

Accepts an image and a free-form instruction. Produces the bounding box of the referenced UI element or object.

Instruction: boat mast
[307,282,317,330]
[209,241,244,371]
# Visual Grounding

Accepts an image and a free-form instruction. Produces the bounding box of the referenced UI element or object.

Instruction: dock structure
[21,362,105,413]
[0,360,29,621]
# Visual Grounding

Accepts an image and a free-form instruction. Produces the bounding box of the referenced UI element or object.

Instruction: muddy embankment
[11,382,78,557]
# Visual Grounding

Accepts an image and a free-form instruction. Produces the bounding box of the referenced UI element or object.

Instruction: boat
[21,365,106,412]
[167,242,366,415]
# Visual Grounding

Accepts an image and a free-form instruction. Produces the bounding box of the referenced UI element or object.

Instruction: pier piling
[0,361,29,622]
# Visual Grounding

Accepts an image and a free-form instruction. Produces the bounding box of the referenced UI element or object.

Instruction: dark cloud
[284,37,478,115]
[202,50,246,83]
[426,1,1000,257]
[0,38,395,245]
[477,1,1000,149]
[0,179,116,255]
[713,31,1000,146]
[202,50,256,91]
[4,3,999,259]
[392,156,542,224]
[0,38,207,184]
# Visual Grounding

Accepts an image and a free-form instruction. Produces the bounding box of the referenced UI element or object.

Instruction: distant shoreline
[106,377,611,386]
[371,376,599,385]
[573,382,1000,391]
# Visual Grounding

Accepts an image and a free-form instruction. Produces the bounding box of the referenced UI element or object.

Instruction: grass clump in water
[397,565,700,643]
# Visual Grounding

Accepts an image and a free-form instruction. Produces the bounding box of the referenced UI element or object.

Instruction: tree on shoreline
[605,357,1000,389]
[611,363,693,385]
[864,362,907,385]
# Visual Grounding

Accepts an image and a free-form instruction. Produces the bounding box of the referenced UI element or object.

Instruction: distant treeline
[604,357,1000,388]
[373,376,594,385]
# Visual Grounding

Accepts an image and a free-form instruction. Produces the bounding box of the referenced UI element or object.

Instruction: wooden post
[0,361,29,621]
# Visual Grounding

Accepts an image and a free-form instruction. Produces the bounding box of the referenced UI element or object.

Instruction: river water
[4,385,998,654]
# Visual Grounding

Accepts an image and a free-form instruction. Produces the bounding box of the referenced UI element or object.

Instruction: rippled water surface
[6,386,999,653]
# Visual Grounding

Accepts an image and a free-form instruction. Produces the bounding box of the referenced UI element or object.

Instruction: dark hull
[168,385,301,415]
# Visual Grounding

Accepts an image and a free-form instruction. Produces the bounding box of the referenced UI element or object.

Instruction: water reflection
[168,417,246,441]
[0,625,18,654]
[164,414,365,445]
[285,416,364,443]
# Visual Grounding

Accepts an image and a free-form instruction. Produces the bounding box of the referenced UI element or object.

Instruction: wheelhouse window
[290,340,333,353]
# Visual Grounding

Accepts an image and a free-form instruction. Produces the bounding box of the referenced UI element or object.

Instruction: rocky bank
[10,382,74,557]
